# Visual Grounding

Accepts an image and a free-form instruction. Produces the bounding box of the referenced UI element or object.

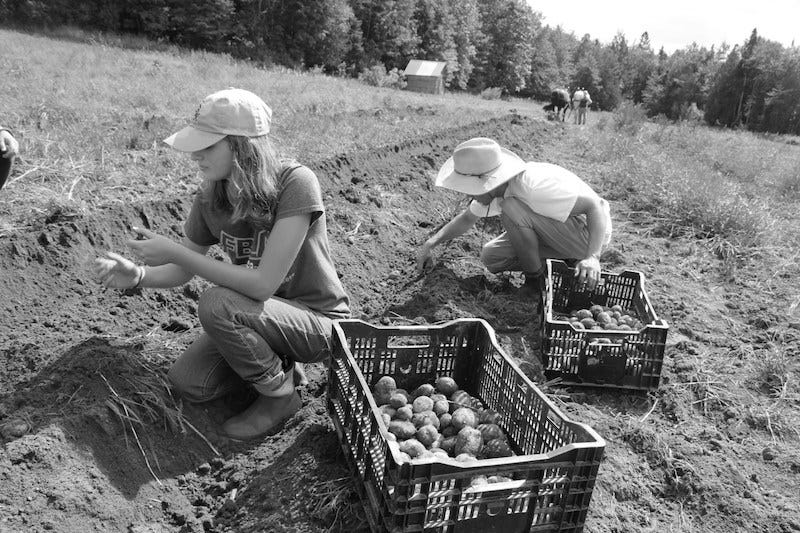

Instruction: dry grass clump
[594,101,648,136]
[669,341,799,441]
[100,334,219,483]
[307,477,368,532]
[675,353,730,417]
[751,345,792,396]
[620,419,699,498]
[744,344,799,441]
[671,342,799,442]
[776,160,800,198]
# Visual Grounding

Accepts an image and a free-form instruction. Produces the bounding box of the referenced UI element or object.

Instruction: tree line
[3,0,798,134]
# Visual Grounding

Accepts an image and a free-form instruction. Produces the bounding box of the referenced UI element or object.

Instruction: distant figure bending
[542,89,570,122]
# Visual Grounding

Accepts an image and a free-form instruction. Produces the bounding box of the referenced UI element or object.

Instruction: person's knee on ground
[165,330,246,403]
[167,363,222,403]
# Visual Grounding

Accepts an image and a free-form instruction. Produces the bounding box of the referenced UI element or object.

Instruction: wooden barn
[404,60,446,94]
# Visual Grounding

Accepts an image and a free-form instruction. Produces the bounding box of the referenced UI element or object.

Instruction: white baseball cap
[163,88,272,152]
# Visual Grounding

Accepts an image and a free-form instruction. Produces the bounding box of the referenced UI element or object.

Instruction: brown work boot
[222,391,302,441]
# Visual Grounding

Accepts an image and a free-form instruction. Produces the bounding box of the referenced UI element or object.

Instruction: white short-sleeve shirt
[468,162,612,242]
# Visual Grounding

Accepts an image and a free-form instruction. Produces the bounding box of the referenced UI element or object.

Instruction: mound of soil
[1,114,798,533]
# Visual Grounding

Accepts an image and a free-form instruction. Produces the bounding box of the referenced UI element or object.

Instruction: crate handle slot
[485,500,507,517]
[588,339,624,348]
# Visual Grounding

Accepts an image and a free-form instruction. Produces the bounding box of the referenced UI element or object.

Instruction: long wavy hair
[207,135,283,228]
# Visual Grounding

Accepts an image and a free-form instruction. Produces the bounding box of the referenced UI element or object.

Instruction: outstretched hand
[127,226,178,266]
[93,251,140,289]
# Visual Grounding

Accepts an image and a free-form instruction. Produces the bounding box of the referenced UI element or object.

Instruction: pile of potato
[372,375,515,483]
[554,304,646,331]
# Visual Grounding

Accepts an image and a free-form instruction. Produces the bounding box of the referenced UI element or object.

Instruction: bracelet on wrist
[133,266,146,288]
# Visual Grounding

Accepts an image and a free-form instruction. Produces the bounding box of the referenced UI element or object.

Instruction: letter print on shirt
[219,229,269,267]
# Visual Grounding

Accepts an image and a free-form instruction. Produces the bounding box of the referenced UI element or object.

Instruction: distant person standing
[0,127,20,191]
[571,89,584,124]
[574,88,592,125]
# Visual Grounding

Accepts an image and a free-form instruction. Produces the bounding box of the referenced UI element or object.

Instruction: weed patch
[586,109,781,250]
[621,420,700,498]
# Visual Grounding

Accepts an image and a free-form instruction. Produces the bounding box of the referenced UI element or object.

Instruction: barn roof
[404,60,446,77]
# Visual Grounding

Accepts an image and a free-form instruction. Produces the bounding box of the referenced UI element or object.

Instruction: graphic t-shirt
[468,162,612,243]
[184,163,351,319]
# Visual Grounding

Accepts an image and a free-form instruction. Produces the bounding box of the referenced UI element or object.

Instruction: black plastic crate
[328,318,605,533]
[543,259,669,390]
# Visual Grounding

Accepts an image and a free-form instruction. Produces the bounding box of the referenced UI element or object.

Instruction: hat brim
[434,148,526,195]
[163,126,226,153]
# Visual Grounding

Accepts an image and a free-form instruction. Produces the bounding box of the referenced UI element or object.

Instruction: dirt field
[1,113,798,533]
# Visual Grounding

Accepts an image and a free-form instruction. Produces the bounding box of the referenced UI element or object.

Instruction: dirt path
[1,114,798,533]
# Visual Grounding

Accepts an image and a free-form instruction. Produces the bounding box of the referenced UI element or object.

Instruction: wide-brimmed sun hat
[435,137,526,195]
[163,88,272,152]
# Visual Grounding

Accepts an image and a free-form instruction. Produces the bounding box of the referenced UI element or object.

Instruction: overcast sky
[529,1,800,53]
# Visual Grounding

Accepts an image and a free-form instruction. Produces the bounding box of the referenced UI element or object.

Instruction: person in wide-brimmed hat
[0,127,20,191]
[93,88,350,441]
[417,137,612,292]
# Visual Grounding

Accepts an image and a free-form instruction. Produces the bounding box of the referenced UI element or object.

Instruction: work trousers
[168,287,333,402]
[480,197,601,274]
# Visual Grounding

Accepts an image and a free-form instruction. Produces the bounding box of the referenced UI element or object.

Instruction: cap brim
[434,148,526,195]
[163,126,226,152]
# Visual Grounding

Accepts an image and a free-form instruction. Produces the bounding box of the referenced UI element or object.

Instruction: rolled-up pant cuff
[253,367,294,397]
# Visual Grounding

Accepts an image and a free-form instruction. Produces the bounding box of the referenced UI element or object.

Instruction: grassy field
[0,28,537,226]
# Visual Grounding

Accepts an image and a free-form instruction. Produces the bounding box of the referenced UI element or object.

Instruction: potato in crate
[543,259,669,390]
[327,318,605,533]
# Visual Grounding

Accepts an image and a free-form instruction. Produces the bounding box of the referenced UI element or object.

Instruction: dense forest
[3,0,799,134]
